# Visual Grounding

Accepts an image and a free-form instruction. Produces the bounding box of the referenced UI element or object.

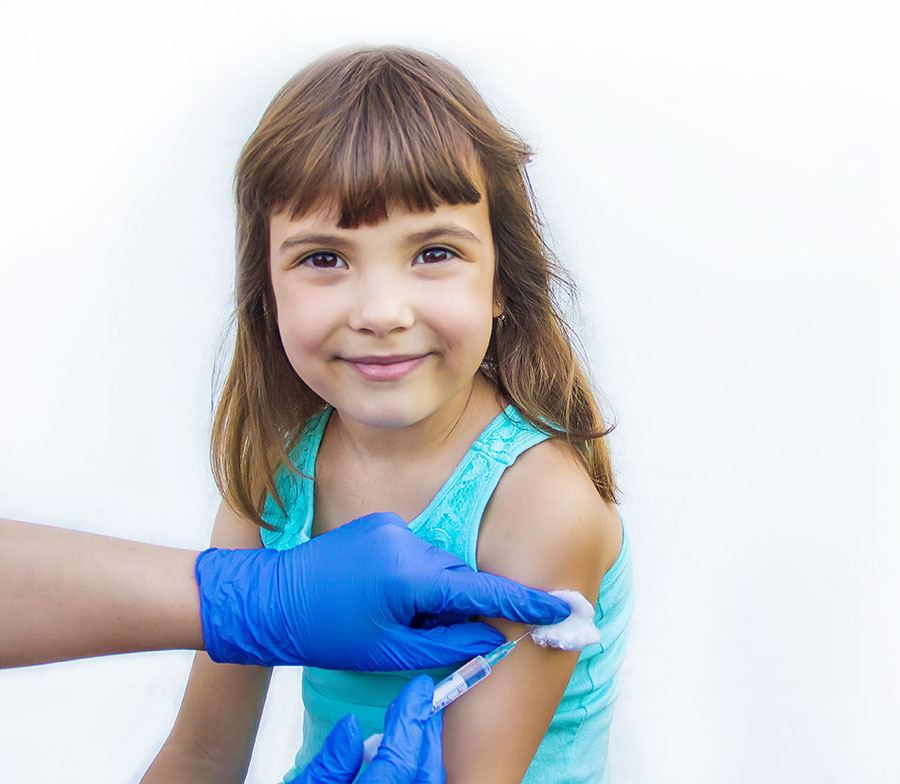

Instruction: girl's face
[268,195,501,430]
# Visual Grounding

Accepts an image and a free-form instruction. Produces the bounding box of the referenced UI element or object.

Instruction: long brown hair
[212,44,618,528]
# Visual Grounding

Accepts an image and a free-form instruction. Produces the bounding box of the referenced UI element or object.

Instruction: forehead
[269,197,492,251]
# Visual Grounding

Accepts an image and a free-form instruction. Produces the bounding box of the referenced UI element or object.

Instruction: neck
[329,373,500,465]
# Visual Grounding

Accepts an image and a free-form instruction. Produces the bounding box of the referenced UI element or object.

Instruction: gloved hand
[195,511,570,669]
[293,675,442,784]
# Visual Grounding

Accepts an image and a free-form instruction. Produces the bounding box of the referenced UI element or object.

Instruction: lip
[343,354,430,381]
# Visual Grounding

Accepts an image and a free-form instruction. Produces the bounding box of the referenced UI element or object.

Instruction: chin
[338,395,438,430]
[354,409,429,431]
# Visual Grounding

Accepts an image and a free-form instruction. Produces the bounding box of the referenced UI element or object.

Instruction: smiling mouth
[344,354,426,364]
[342,354,430,381]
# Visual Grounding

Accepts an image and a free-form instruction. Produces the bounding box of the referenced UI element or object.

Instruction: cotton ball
[530,590,602,650]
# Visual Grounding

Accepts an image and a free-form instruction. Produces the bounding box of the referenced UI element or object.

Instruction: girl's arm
[140,500,272,784]
[0,518,203,667]
[441,439,624,784]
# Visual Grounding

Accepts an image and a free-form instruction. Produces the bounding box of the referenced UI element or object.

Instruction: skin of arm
[0,518,204,667]
[140,500,273,784]
[440,439,624,784]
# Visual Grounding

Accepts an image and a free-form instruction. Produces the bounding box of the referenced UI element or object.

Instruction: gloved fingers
[294,713,363,784]
[410,610,471,629]
[430,569,571,626]
[392,624,506,668]
[362,676,434,783]
[413,711,445,784]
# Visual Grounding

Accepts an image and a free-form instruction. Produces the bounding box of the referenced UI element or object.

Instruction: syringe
[362,632,529,763]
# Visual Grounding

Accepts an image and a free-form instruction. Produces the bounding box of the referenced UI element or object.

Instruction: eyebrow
[278,223,483,254]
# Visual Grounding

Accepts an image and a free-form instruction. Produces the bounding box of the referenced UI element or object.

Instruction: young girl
[142,44,633,784]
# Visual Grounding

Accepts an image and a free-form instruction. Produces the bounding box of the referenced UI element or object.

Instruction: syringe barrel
[431,655,492,713]
[363,655,496,764]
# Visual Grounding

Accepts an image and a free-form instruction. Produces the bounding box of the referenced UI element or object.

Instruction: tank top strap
[259,408,331,550]
[409,405,551,569]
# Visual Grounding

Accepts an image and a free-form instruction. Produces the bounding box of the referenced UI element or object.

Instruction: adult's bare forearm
[0,518,204,667]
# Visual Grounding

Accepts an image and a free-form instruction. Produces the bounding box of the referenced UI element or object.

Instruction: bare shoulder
[477,438,622,603]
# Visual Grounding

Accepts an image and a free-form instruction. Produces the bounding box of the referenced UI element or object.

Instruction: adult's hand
[294,675,442,784]
[196,511,570,669]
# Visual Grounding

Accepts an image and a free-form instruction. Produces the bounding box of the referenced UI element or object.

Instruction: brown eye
[301,252,347,269]
[414,246,457,265]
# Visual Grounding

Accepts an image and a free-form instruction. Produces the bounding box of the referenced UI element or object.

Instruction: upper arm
[150,500,272,777]
[441,439,622,784]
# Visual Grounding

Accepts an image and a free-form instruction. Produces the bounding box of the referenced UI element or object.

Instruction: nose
[347,268,415,337]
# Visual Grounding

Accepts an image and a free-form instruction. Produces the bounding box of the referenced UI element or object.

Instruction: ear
[492,297,505,319]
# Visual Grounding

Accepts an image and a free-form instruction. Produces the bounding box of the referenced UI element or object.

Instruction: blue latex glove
[195,511,570,669]
[293,675,442,784]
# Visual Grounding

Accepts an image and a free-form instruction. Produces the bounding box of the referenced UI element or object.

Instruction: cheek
[273,287,333,361]
[428,285,495,354]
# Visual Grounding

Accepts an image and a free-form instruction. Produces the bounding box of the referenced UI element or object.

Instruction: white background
[1,1,897,782]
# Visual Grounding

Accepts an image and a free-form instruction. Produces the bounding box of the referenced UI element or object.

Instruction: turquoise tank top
[260,404,633,784]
